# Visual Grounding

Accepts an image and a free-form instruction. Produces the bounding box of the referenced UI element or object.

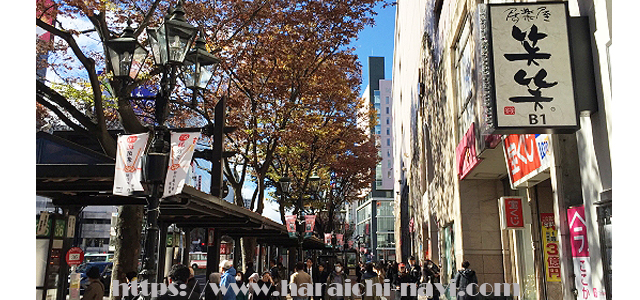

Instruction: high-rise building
[349,57,395,262]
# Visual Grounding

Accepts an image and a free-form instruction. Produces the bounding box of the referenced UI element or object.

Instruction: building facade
[392,0,612,299]
[351,57,396,262]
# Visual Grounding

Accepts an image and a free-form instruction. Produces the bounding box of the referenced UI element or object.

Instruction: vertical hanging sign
[304,215,316,238]
[163,132,200,198]
[568,205,600,299]
[481,2,578,133]
[286,215,298,238]
[113,133,149,196]
[336,234,344,248]
[540,213,561,282]
[324,233,332,247]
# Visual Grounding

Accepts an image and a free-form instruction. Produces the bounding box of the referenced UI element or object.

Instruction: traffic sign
[66,247,84,266]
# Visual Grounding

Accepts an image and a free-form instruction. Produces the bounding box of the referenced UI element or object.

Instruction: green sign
[166,234,174,247]
[54,219,66,238]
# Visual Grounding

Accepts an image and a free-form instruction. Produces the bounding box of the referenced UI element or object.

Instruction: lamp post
[105,0,219,291]
[279,174,322,262]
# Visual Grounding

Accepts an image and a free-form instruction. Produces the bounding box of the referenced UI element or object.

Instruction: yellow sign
[541,213,561,282]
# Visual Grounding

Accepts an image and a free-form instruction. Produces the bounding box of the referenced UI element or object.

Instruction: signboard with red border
[499,196,526,229]
[65,247,84,266]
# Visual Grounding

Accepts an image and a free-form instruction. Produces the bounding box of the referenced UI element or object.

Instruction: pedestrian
[421,259,441,300]
[82,266,105,300]
[453,261,478,300]
[269,259,280,282]
[210,272,224,300]
[158,264,199,300]
[407,256,421,285]
[245,261,256,283]
[305,258,319,284]
[316,263,329,300]
[247,273,260,300]
[256,271,277,300]
[362,262,381,300]
[221,260,238,300]
[235,271,250,300]
[186,267,202,297]
[326,261,353,300]
[356,261,364,283]
[277,262,287,284]
[374,262,386,285]
[290,262,313,300]
[386,262,397,282]
[392,263,413,300]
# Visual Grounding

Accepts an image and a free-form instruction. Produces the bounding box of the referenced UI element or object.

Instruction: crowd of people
[113,255,477,300]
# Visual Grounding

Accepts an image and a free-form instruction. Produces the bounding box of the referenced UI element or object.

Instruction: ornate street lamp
[309,174,321,194]
[279,176,292,194]
[181,32,220,92]
[146,0,198,66]
[105,20,148,80]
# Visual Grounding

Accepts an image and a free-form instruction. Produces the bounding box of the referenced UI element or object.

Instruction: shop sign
[568,205,605,299]
[220,244,232,255]
[336,234,344,247]
[479,2,578,134]
[503,134,551,188]
[163,132,200,198]
[37,211,51,237]
[540,213,561,282]
[113,133,149,196]
[499,197,526,229]
[455,123,481,180]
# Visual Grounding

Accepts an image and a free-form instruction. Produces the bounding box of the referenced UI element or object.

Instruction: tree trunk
[110,205,144,300]
[241,236,257,273]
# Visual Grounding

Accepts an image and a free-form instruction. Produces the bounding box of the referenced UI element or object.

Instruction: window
[375,125,381,135]
[455,16,475,141]
[386,118,390,125]
[386,128,390,135]
[385,96,390,104]
[387,150,391,157]
[386,107,390,114]
[374,90,381,104]
[387,139,390,146]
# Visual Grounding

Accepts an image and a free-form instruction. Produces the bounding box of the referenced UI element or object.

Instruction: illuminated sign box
[479,2,579,134]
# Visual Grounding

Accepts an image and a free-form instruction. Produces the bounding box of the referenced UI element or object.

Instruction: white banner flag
[163,132,200,198]
[113,133,149,196]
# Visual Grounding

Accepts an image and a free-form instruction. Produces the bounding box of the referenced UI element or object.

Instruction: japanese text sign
[481,2,578,133]
[503,134,551,188]
[540,213,561,282]
[568,205,597,300]
[163,132,200,198]
[113,133,149,196]
[500,197,525,229]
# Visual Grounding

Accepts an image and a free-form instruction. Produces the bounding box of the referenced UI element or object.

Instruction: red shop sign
[500,197,525,229]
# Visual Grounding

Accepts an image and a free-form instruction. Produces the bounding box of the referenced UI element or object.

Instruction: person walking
[236,271,250,300]
[186,267,202,297]
[421,259,441,299]
[325,261,353,300]
[255,272,276,300]
[158,264,199,300]
[453,261,478,300]
[392,263,413,300]
[290,262,313,300]
[316,263,329,300]
[82,266,104,300]
[221,260,238,300]
[305,258,319,284]
[362,262,381,300]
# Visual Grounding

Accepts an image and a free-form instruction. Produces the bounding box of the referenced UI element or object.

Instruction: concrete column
[549,134,584,300]
[206,229,222,300]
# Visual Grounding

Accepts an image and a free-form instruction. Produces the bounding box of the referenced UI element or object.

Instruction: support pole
[206,229,222,300]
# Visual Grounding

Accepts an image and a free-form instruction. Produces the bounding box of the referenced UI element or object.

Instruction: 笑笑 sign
[503,134,551,189]
[480,2,578,133]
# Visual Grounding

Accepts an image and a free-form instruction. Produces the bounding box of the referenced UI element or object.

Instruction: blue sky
[351,3,397,94]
